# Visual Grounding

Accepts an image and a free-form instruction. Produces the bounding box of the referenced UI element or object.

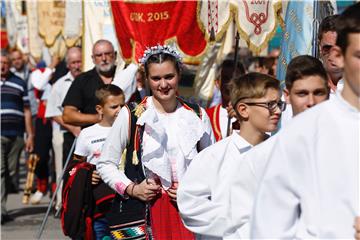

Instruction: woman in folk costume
[97,45,215,240]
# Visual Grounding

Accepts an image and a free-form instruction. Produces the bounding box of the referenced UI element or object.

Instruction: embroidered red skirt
[150,191,194,240]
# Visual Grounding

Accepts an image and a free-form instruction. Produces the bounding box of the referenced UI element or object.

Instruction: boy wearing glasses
[177,72,285,239]
[251,3,359,238]
[226,55,329,238]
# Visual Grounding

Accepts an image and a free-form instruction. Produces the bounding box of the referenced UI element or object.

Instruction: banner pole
[226,30,240,137]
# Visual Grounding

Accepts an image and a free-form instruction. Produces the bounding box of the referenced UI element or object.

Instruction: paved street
[1,156,66,240]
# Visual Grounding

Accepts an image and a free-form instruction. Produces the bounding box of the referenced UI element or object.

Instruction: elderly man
[44,47,82,208]
[9,49,37,118]
[1,52,34,224]
[63,40,118,127]
[62,39,140,128]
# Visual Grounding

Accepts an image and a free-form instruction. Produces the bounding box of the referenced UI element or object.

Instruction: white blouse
[97,96,215,195]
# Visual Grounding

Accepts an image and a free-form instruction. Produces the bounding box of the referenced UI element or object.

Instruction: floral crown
[138,44,182,65]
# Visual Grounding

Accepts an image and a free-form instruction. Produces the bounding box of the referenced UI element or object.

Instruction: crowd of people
[0,2,359,239]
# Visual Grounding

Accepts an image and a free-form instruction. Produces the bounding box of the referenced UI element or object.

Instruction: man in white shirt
[251,3,360,238]
[226,55,330,238]
[45,47,82,209]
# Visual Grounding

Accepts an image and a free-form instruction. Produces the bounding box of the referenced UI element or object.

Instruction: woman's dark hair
[144,53,182,76]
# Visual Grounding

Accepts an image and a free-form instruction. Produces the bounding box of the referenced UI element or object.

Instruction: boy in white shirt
[251,3,360,238]
[74,84,125,240]
[177,72,285,239]
[226,55,330,238]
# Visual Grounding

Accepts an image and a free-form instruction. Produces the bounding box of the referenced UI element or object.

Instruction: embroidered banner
[5,1,29,53]
[38,1,65,46]
[27,1,44,59]
[276,0,314,86]
[198,0,233,42]
[198,0,282,54]
[110,1,207,63]
[63,0,82,47]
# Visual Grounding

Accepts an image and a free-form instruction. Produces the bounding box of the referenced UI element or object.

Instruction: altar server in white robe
[177,72,285,239]
[251,3,360,238]
[226,55,330,238]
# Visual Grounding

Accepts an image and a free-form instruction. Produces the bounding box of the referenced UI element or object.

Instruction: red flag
[1,30,8,49]
[111,1,207,63]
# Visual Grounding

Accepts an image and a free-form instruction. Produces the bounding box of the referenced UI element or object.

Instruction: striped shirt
[1,72,30,137]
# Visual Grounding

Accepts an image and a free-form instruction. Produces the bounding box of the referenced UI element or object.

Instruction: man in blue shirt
[1,51,34,224]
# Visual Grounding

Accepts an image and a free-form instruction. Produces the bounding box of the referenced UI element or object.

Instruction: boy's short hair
[230,72,280,107]
[95,84,124,106]
[336,2,360,54]
[285,55,328,90]
[318,15,339,41]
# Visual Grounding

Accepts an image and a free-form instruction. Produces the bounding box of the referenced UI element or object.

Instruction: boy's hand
[91,170,101,185]
[127,179,161,202]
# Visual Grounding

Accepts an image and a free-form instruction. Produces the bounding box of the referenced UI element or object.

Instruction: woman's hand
[166,188,177,202]
[166,182,178,202]
[127,179,161,202]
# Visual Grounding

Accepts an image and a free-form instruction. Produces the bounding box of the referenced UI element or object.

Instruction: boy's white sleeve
[74,130,89,157]
[97,106,132,196]
[177,146,230,237]
[225,156,257,239]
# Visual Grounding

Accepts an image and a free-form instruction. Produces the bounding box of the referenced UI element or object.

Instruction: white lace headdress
[138,44,182,65]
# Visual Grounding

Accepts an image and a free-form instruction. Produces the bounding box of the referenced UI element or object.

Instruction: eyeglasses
[241,100,287,112]
[93,51,114,59]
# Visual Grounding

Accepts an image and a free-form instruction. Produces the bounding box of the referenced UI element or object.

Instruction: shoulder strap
[177,97,202,119]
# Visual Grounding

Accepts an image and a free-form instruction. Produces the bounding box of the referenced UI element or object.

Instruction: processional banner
[110,1,207,63]
[5,1,29,53]
[83,0,124,71]
[198,0,282,54]
[63,0,82,48]
[276,0,314,86]
[38,1,65,46]
[27,1,44,60]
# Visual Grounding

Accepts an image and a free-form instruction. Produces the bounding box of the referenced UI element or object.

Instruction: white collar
[231,131,253,154]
